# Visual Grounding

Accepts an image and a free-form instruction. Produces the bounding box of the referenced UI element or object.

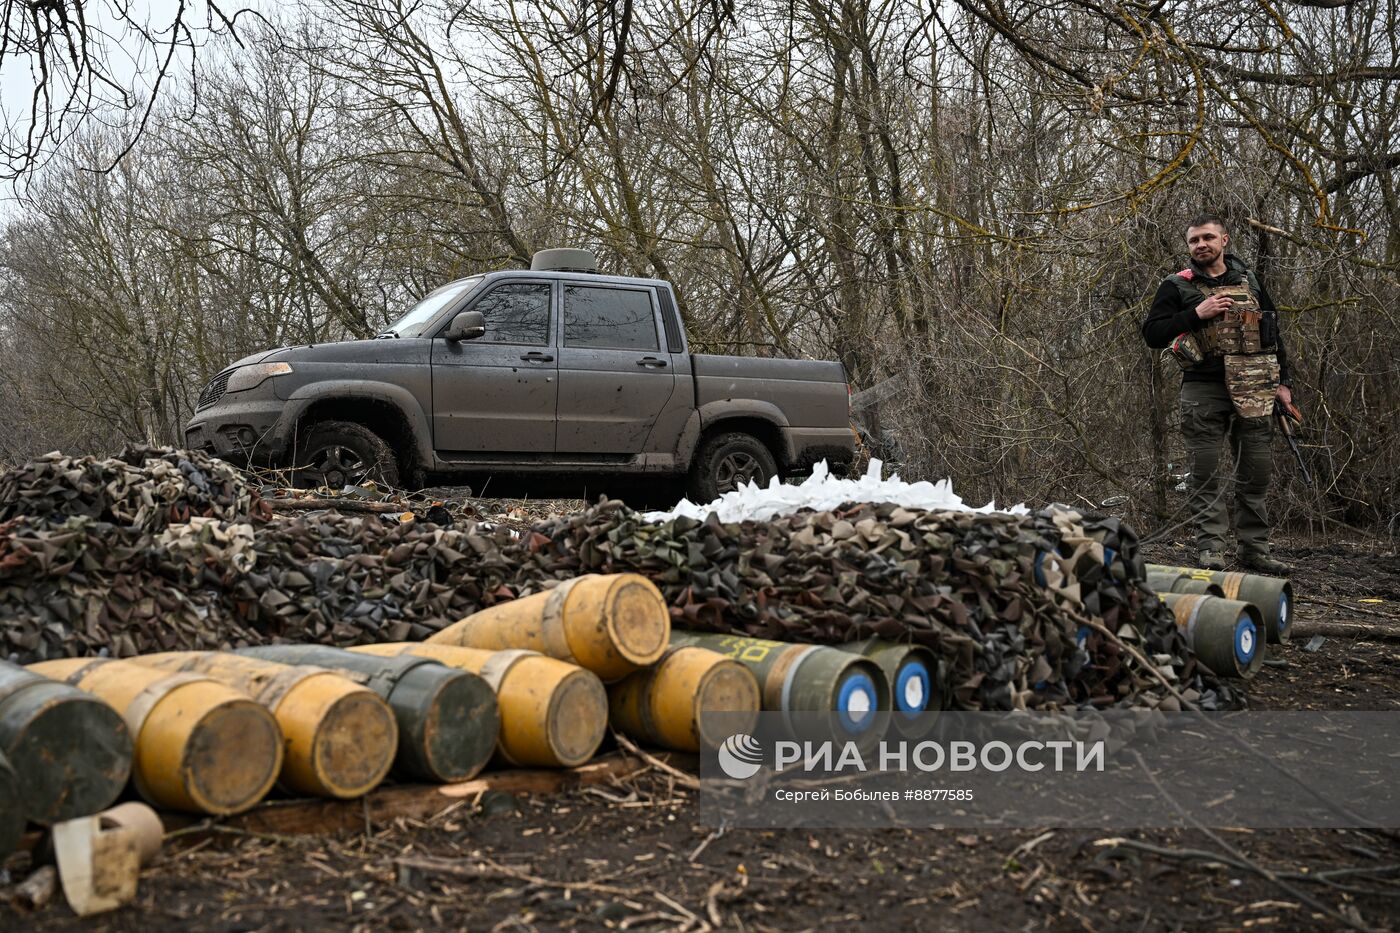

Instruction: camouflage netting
[0,448,1239,711]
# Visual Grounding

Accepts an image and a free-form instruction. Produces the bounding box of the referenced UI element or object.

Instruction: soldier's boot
[1239,552,1290,576]
[1197,550,1226,571]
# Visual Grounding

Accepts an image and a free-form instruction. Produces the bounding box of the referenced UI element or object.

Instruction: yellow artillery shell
[126,652,397,799]
[348,643,607,768]
[669,632,889,746]
[428,574,669,682]
[29,658,282,816]
[607,646,761,752]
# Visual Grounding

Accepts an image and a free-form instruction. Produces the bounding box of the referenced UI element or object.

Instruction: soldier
[1142,215,1292,574]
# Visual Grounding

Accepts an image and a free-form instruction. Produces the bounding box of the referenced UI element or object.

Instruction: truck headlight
[227,362,293,392]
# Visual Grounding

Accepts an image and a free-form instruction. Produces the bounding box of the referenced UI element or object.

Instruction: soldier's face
[1186,224,1228,264]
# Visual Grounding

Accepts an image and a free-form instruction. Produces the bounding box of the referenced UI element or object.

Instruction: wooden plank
[211,752,675,838]
[1289,620,1400,641]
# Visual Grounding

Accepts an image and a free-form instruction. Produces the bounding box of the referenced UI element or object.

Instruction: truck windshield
[383,277,481,337]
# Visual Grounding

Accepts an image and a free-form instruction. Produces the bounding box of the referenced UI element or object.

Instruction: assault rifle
[1273,397,1312,487]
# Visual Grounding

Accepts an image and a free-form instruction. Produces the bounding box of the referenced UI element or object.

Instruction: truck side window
[470,283,551,345]
[563,285,659,351]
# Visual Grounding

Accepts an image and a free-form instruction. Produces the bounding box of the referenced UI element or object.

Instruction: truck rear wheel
[687,432,777,502]
[294,421,401,490]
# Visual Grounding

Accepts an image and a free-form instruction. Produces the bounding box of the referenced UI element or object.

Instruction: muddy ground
[6,529,1400,931]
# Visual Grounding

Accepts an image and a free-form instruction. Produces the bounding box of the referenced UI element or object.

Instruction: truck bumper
[183,394,299,468]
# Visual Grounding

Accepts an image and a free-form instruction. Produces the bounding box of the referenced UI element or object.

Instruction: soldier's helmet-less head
[1185,214,1229,266]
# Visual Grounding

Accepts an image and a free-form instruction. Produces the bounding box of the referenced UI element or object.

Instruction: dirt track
[8,532,1400,931]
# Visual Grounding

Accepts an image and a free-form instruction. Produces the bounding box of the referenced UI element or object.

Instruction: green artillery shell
[1146,564,1292,643]
[1145,570,1225,598]
[239,646,499,783]
[1160,593,1263,679]
[350,643,608,769]
[668,632,888,741]
[0,750,24,858]
[0,661,132,824]
[837,638,940,737]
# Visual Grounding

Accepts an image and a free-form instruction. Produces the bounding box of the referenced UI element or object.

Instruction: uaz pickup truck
[185,249,855,500]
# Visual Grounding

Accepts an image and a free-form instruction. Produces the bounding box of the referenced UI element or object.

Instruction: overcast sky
[0,0,250,211]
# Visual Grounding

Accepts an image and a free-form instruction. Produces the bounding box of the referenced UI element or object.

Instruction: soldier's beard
[1191,247,1222,269]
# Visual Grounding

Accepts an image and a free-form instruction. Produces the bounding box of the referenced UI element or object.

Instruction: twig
[689,824,727,862]
[1297,597,1398,620]
[612,732,700,791]
[163,822,306,846]
[1289,620,1400,640]
[395,855,634,896]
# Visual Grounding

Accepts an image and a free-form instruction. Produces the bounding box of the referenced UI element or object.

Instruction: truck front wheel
[293,421,401,490]
[687,432,777,502]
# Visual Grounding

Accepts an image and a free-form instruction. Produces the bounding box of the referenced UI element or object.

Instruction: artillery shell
[126,652,396,799]
[0,750,25,858]
[0,661,132,825]
[1145,570,1225,598]
[608,646,761,752]
[239,646,498,783]
[427,574,669,682]
[28,658,281,815]
[1160,593,1264,678]
[837,638,939,737]
[668,632,888,742]
[348,643,607,768]
[1147,564,1292,643]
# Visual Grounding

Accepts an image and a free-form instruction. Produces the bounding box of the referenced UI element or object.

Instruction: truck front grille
[197,370,233,410]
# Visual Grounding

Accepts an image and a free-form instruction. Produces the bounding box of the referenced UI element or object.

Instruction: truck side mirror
[444,310,486,341]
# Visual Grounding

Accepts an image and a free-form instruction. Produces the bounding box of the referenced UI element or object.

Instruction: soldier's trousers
[1179,380,1274,556]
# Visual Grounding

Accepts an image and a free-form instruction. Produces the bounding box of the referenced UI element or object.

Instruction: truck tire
[687,432,777,502]
[294,421,401,490]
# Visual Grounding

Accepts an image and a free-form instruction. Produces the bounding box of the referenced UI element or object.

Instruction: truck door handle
[637,356,668,368]
[519,352,554,362]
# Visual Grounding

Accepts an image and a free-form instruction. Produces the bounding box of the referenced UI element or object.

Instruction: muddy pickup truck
[185,250,855,500]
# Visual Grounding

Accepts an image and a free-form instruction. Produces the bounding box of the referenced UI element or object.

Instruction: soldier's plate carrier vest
[1168,267,1279,419]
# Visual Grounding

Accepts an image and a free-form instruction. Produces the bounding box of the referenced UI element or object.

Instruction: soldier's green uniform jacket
[1141,254,1292,392]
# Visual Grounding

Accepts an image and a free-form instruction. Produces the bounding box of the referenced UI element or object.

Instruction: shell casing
[0,749,27,858]
[28,658,282,815]
[0,661,132,825]
[668,632,889,743]
[1146,564,1292,643]
[837,639,940,738]
[1145,570,1225,598]
[608,646,761,752]
[348,643,608,768]
[238,646,499,783]
[1160,593,1264,679]
[427,574,670,682]
[126,652,396,799]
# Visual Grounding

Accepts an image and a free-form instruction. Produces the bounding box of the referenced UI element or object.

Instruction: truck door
[555,283,677,454]
[430,280,558,454]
